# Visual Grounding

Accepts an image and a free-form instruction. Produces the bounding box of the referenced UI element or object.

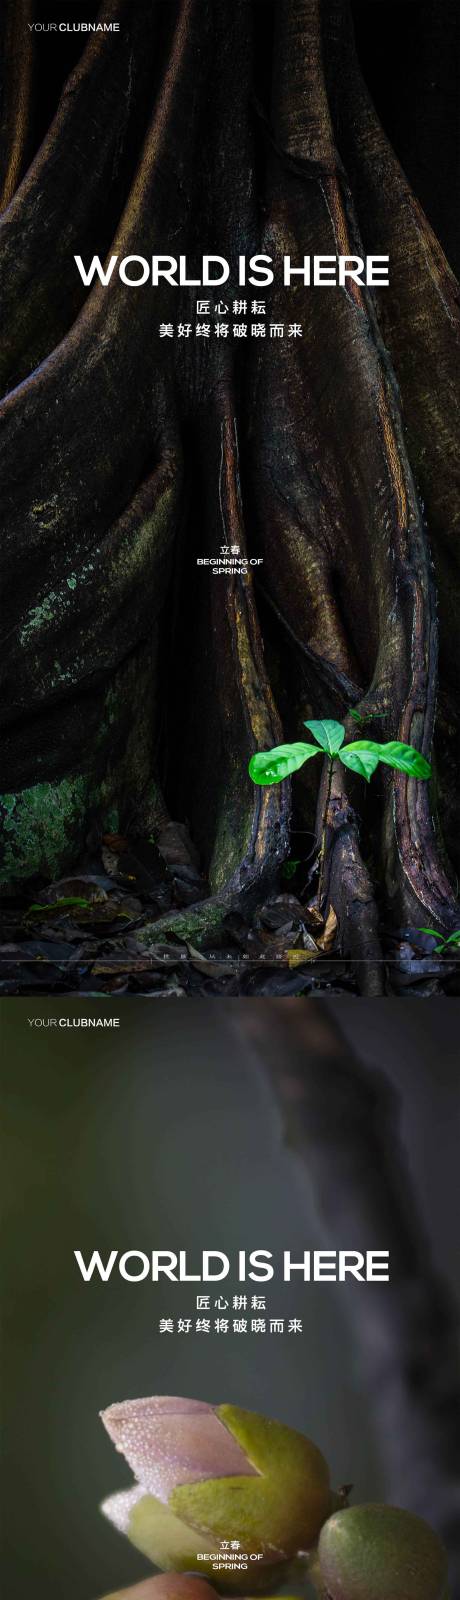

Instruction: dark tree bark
[1,0,459,991]
[232,1000,460,1596]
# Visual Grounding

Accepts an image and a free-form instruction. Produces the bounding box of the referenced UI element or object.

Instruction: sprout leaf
[303,719,345,756]
[248,743,321,786]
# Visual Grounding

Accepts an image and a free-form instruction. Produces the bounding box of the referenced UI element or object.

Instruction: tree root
[1,0,459,986]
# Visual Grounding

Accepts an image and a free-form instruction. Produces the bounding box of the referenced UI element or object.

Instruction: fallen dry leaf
[286,947,319,968]
[304,900,325,930]
[317,903,338,953]
[186,943,240,977]
[157,820,200,871]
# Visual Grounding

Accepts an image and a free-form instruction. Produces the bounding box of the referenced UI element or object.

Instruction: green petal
[126,1489,284,1594]
[126,1493,219,1576]
[170,1405,331,1558]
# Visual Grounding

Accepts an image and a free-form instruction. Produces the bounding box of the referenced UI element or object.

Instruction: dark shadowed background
[1,999,459,1600]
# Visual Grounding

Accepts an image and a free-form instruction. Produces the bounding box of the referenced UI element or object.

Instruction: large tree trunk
[1,0,459,992]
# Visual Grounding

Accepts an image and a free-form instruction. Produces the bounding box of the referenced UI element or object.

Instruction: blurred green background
[1,1000,459,1600]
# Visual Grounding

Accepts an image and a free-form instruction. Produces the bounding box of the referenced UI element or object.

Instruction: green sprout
[419,928,460,954]
[282,858,301,881]
[349,708,383,724]
[26,896,92,914]
[248,719,431,910]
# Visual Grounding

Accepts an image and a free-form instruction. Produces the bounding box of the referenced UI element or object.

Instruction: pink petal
[100,1396,256,1501]
[101,1484,145,1534]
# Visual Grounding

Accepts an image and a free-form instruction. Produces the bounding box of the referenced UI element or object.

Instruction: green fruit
[317,1504,449,1600]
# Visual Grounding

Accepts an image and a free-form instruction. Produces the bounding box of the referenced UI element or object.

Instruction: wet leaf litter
[1,824,458,996]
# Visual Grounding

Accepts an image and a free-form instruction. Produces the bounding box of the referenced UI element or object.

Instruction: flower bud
[317,1504,449,1600]
[101,1396,332,1594]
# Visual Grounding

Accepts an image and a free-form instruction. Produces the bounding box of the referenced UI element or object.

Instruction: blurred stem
[302,1548,325,1598]
[297,1489,349,1598]
[276,1550,323,1599]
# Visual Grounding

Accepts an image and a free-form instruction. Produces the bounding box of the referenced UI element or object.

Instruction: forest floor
[1,820,459,998]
